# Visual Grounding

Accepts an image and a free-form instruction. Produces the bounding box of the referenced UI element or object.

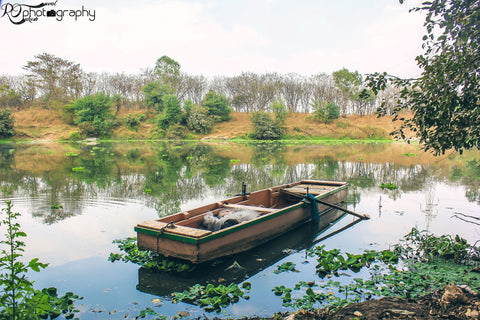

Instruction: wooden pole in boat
[280,189,370,220]
[314,198,370,220]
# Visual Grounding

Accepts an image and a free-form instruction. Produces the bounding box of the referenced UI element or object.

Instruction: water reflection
[0,142,479,224]
[1,141,479,318]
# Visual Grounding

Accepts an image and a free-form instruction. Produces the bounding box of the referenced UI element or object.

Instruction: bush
[185,105,213,134]
[202,90,232,122]
[156,94,182,129]
[0,109,14,138]
[124,114,141,130]
[69,131,82,141]
[312,101,340,124]
[69,93,114,137]
[250,112,284,140]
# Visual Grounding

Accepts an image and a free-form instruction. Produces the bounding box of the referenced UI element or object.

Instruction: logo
[0,1,96,25]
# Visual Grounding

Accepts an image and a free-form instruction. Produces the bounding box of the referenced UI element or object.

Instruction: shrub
[250,112,284,140]
[124,114,141,130]
[156,94,182,129]
[69,93,114,137]
[69,131,82,141]
[312,101,340,124]
[0,109,14,138]
[185,105,213,134]
[202,90,232,122]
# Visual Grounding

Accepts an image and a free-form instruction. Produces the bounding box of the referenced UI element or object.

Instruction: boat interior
[148,182,343,232]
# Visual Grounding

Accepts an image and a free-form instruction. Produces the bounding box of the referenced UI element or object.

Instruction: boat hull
[136,180,348,264]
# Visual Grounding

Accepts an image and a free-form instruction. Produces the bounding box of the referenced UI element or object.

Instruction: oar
[281,189,370,220]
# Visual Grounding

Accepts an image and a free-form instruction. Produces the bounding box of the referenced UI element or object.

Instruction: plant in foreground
[0,201,81,319]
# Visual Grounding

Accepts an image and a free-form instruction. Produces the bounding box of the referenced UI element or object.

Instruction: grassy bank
[11,108,396,142]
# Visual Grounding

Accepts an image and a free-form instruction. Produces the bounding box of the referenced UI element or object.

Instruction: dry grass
[13,108,402,141]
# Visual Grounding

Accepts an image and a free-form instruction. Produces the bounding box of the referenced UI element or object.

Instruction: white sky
[0,0,425,78]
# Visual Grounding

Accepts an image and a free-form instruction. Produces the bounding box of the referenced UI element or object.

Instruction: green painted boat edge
[136,182,349,244]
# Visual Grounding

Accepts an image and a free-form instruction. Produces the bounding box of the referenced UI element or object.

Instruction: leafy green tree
[154,55,181,92]
[0,110,14,138]
[142,82,171,114]
[367,0,480,155]
[250,112,284,140]
[23,53,83,103]
[156,94,182,129]
[202,90,232,122]
[312,101,340,124]
[268,99,288,125]
[68,93,114,137]
[333,68,362,95]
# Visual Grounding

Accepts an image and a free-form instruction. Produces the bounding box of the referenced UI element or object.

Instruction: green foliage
[185,104,213,134]
[307,245,398,278]
[273,229,479,311]
[154,55,181,92]
[23,53,83,104]
[156,94,182,129]
[250,112,285,140]
[333,68,362,94]
[0,84,22,108]
[142,82,171,112]
[201,90,232,122]
[380,182,399,190]
[367,0,480,155]
[274,262,299,274]
[112,94,122,115]
[68,131,82,141]
[123,114,141,130]
[395,227,477,263]
[172,282,250,313]
[268,99,288,125]
[68,93,114,137]
[0,201,81,319]
[108,237,196,273]
[312,101,340,124]
[0,109,15,138]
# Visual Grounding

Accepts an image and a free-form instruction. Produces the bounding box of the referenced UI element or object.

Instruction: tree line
[0,53,399,116]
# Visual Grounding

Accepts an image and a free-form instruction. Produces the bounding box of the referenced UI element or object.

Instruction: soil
[258,285,480,320]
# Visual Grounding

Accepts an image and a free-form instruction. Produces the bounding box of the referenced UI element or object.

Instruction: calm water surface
[0,141,479,319]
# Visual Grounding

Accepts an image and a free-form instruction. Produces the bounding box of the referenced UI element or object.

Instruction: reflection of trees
[1,142,479,224]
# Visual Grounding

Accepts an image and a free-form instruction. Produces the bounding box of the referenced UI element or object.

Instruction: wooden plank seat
[281,183,337,196]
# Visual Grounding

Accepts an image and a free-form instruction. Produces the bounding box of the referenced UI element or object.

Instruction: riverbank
[11,108,397,141]
[265,284,479,320]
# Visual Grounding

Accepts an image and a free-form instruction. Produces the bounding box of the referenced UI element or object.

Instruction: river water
[0,141,478,319]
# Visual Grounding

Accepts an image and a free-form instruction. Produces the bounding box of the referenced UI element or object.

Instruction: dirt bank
[12,109,399,141]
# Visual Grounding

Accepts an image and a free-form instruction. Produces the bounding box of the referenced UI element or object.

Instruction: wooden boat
[135,180,353,264]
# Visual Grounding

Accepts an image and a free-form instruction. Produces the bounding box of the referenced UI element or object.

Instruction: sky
[0,0,426,78]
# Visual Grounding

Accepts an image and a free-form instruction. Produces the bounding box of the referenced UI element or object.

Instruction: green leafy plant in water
[136,307,166,320]
[108,237,195,273]
[395,227,478,263]
[274,229,478,311]
[172,282,251,313]
[0,201,82,319]
[274,262,299,274]
[307,245,398,277]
